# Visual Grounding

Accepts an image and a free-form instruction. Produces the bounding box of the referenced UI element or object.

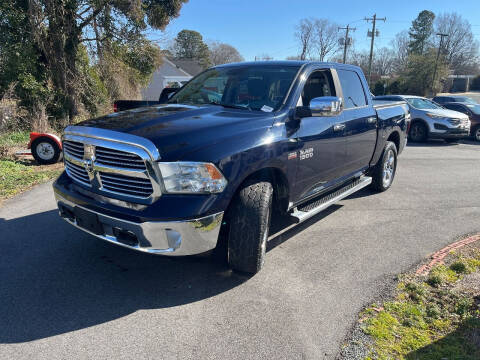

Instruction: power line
[338,25,356,63]
[365,14,386,86]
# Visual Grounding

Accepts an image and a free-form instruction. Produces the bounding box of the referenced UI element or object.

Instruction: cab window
[298,70,336,107]
[337,69,367,109]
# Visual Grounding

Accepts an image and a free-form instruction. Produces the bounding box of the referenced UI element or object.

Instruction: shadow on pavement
[0,204,339,344]
[0,209,246,344]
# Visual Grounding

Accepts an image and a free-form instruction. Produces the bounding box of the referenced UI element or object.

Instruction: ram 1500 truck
[53,61,410,274]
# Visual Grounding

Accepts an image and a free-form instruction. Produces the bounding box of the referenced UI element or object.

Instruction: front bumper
[54,190,223,256]
[429,127,470,139]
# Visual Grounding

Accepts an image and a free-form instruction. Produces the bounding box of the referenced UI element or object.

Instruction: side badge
[300,148,314,160]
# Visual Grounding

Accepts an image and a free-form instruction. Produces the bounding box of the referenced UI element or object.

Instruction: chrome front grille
[99,172,153,197]
[95,146,146,170]
[65,159,90,186]
[63,140,84,159]
[61,129,161,203]
[448,118,470,128]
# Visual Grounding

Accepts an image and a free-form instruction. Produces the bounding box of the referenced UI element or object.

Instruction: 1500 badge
[300,148,314,160]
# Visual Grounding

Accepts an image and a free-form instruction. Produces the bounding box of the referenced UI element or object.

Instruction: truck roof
[214,60,362,71]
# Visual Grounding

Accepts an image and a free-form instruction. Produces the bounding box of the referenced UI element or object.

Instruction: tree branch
[78,3,107,30]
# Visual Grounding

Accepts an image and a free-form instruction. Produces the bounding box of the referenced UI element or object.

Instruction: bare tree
[349,49,370,74]
[434,12,480,74]
[373,47,395,76]
[295,18,314,60]
[209,41,244,65]
[312,18,340,61]
[256,54,273,61]
[391,31,409,73]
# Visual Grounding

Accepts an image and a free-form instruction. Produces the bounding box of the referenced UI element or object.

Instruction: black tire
[409,121,428,142]
[227,180,273,274]
[444,138,459,144]
[31,137,61,165]
[472,125,480,142]
[370,141,397,192]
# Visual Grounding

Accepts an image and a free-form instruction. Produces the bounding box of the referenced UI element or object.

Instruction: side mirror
[309,96,343,117]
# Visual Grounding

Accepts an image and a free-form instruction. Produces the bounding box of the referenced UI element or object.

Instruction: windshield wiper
[208,101,251,111]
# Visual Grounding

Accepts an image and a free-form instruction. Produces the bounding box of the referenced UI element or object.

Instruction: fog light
[113,228,139,246]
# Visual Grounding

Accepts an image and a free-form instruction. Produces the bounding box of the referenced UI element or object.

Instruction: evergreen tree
[408,10,435,55]
[173,30,211,68]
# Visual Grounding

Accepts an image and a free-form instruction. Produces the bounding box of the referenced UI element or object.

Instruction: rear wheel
[370,141,397,192]
[31,137,61,165]
[473,125,480,142]
[227,180,273,274]
[409,122,428,142]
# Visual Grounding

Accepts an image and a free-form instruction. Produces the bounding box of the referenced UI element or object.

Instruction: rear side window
[337,69,367,109]
[446,104,468,115]
[434,97,448,104]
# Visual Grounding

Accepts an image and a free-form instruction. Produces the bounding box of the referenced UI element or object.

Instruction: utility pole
[338,25,356,63]
[431,33,449,94]
[365,14,386,86]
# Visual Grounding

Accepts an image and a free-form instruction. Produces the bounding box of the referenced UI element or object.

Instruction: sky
[150,0,480,61]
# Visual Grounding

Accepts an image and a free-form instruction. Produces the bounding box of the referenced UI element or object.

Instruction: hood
[419,108,469,119]
[75,104,276,160]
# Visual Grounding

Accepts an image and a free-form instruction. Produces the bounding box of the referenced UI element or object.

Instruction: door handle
[333,123,345,132]
[367,117,377,124]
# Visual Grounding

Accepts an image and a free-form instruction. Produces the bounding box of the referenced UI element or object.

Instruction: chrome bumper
[55,192,223,256]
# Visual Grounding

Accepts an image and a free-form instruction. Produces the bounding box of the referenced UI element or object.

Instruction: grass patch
[360,246,480,360]
[0,159,62,202]
[0,131,30,147]
[0,132,63,203]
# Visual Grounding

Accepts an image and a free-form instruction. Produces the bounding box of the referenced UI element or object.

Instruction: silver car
[375,95,470,143]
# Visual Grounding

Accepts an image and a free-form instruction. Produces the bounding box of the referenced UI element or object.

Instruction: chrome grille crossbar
[62,127,162,203]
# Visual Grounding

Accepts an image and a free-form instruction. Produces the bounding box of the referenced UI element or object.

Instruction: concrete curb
[416,234,480,275]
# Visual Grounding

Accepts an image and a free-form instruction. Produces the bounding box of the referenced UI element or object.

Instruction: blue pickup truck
[53,61,409,274]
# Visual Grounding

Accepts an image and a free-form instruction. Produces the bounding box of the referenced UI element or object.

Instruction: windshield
[406,98,442,110]
[454,97,476,104]
[466,104,480,114]
[168,65,300,111]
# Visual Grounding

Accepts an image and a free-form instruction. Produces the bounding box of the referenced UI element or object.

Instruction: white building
[141,57,204,100]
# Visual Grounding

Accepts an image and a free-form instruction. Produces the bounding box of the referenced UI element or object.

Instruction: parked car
[53,61,409,274]
[375,95,470,143]
[443,102,480,142]
[432,95,478,105]
[113,87,181,112]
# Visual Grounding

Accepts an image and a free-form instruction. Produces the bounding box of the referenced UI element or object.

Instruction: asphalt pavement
[1,141,479,359]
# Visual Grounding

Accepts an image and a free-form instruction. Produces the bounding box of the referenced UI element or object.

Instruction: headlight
[426,113,445,119]
[158,162,227,194]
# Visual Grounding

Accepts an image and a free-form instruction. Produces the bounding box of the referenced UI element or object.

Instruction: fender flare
[28,132,62,150]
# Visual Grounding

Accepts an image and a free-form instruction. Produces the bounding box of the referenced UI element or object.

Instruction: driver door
[292,68,346,201]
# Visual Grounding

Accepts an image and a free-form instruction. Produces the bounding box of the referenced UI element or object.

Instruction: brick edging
[416,234,480,275]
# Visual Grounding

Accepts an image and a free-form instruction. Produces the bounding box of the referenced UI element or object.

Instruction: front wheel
[472,126,480,142]
[370,141,397,192]
[409,122,428,142]
[227,180,273,274]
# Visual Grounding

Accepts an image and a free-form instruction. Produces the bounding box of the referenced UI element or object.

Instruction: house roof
[167,58,204,77]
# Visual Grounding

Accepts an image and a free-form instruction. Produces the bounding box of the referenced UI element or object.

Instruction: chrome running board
[290,176,372,223]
